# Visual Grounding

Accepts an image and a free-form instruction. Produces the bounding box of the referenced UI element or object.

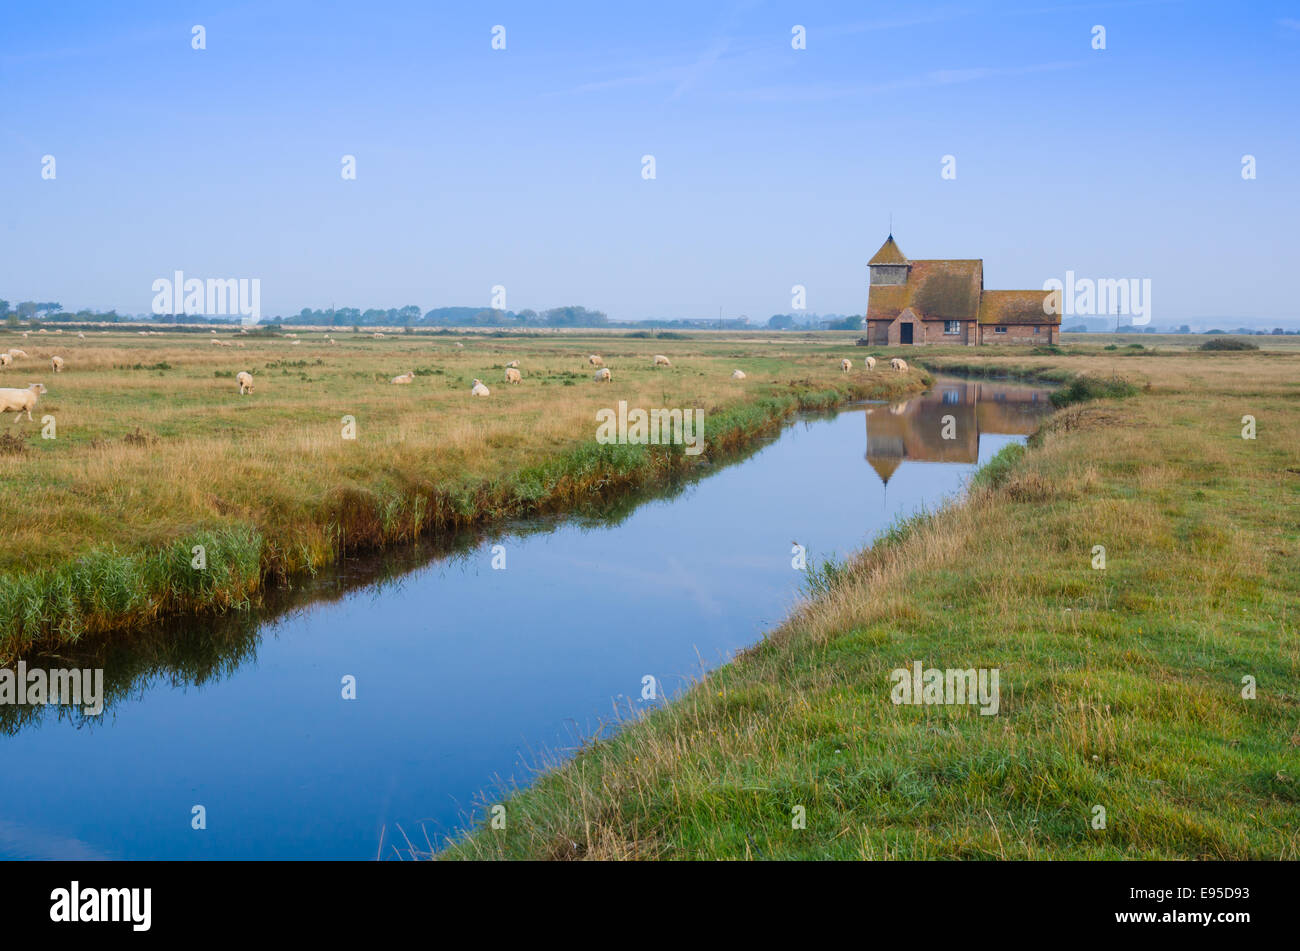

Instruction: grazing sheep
[865,356,877,370]
[210,329,217,334]
[841,358,852,372]
[588,355,604,367]
[470,379,490,396]
[54,329,63,334]
[454,342,464,349]
[138,331,149,336]
[891,357,909,372]
[505,360,519,368]
[505,367,522,384]
[373,332,385,339]
[78,332,85,339]
[391,371,415,384]
[51,356,64,372]
[236,371,255,394]
[594,367,612,383]
[210,338,223,346]
[653,354,671,367]
[328,338,338,345]
[37,328,47,334]
[0,383,47,423]
[291,339,300,346]
[731,369,746,379]
[8,350,27,359]
[0,353,11,367]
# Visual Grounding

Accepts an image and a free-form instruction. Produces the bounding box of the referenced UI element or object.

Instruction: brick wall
[977,324,1057,344]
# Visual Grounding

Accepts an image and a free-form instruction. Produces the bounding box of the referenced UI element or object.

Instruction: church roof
[977,290,1061,325]
[868,235,909,266]
[866,258,983,321]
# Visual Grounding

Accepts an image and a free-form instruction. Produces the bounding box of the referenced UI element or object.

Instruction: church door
[900,323,914,344]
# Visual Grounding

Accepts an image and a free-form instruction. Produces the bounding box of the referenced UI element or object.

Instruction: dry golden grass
[0,326,926,652]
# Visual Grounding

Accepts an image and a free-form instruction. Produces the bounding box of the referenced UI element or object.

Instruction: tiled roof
[868,235,909,265]
[977,290,1061,325]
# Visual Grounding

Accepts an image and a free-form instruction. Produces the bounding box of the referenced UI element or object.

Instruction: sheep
[731,369,746,379]
[328,338,338,345]
[471,379,490,396]
[391,371,415,384]
[236,371,255,394]
[653,354,671,367]
[891,357,909,372]
[0,353,11,367]
[291,339,300,345]
[594,367,612,383]
[37,328,47,334]
[51,356,64,373]
[7,349,27,359]
[865,356,877,370]
[77,332,85,339]
[373,332,385,339]
[54,329,63,334]
[0,383,47,423]
[841,358,852,372]
[505,360,519,368]
[210,329,217,334]
[588,354,604,367]
[210,338,223,346]
[235,341,245,348]
[505,367,522,384]
[138,331,149,336]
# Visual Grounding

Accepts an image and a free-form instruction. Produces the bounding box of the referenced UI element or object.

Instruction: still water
[0,378,1052,859]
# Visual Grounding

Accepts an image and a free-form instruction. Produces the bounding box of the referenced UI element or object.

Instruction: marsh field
[2,327,1297,861]
[0,326,931,655]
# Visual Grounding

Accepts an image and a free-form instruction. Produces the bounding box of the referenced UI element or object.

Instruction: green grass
[439,348,1300,860]
[0,328,928,657]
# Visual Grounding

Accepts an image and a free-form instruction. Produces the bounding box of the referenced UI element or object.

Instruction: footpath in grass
[440,351,1298,860]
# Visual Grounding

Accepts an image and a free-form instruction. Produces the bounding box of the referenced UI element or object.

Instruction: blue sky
[2,0,1297,323]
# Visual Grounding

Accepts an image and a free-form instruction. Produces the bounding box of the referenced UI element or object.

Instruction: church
[863,235,1060,345]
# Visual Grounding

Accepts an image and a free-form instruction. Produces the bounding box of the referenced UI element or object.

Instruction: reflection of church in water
[865,380,1053,485]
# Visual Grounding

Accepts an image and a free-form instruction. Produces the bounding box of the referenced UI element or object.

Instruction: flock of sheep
[0,331,912,423]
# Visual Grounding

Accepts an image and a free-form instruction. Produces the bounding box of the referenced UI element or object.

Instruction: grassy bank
[0,329,926,657]
[441,348,1299,860]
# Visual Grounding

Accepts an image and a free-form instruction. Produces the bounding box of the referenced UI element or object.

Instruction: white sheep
[891,357,909,372]
[7,350,27,359]
[653,354,671,367]
[290,340,300,346]
[841,358,852,372]
[505,367,522,384]
[51,356,64,373]
[865,356,877,370]
[588,354,604,367]
[0,383,46,423]
[392,371,415,384]
[505,360,519,368]
[0,353,11,367]
[328,338,338,345]
[236,371,255,394]
[210,329,217,334]
[78,332,85,339]
[471,378,490,396]
[731,369,746,379]
[454,342,464,349]
[210,338,223,346]
[373,332,385,339]
[594,367,612,383]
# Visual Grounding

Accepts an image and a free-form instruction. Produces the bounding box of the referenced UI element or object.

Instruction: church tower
[868,234,911,286]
